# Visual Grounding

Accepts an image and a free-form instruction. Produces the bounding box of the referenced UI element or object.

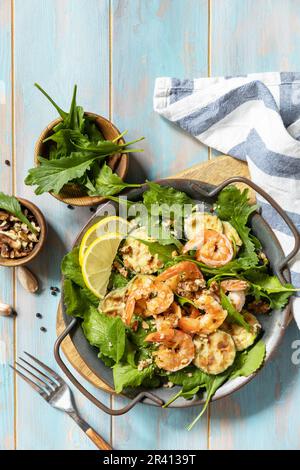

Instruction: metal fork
[10,352,112,450]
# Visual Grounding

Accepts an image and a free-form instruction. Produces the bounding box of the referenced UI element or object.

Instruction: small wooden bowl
[0,198,47,267]
[34,112,129,206]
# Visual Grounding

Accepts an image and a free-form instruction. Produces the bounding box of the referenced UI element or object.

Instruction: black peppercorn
[36,313,42,319]
[50,286,60,292]
[67,204,74,210]
[40,326,47,332]
[90,207,96,213]
[4,160,10,166]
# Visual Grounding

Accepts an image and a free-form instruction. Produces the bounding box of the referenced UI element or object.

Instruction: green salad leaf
[244,270,297,309]
[186,370,232,431]
[26,84,144,197]
[229,340,266,380]
[215,186,259,270]
[86,163,141,197]
[143,181,193,218]
[61,246,85,287]
[82,307,126,363]
[63,278,94,318]
[25,153,103,195]
[220,289,250,331]
[109,271,129,289]
[113,362,156,393]
[0,192,37,234]
[216,185,258,225]
[61,247,99,305]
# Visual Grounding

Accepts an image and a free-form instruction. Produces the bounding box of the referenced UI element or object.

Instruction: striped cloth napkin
[153,72,300,327]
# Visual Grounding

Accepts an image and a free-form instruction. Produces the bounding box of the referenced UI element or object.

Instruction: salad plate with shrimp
[61,179,298,429]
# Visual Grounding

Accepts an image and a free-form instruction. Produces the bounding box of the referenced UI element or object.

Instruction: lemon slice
[79,216,130,265]
[81,232,123,299]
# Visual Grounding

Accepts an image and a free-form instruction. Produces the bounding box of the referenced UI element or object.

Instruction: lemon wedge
[79,216,130,265]
[81,232,124,299]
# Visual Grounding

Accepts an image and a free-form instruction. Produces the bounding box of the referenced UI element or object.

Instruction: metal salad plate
[54,176,300,416]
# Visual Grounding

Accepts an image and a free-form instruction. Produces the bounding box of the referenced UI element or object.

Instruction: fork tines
[9,351,62,399]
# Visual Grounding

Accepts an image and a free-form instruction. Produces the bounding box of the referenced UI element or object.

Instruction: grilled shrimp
[157,261,205,296]
[155,302,182,331]
[183,229,233,267]
[125,275,174,325]
[193,330,236,375]
[145,328,195,372]
[221,312,261,351]
[178,293,227,335]
[221,279,249,312]
[220,280,249,291]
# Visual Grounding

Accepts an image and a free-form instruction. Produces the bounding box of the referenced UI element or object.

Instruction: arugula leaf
[25,153,104,195]
[29,84,144,197]
[216,186,258,225]
[0,192,37,234]
[63,279,93,318]
[244,270,297,309]
[176,295,198,309]
[143,182,193,211]
[71,134,144,154]
[61,247,99,305]
[82,307,126,363]
[229,340,266,380]
[186,370,231,430]
[84,117,105,142]
[98,351,115,367]
[61,247,84,286]
[128,320,153,348]
[34,83,68,120]
[43,129,82,158]
[87,163,141,197]
[109,271,129,290]
[113,362,156,393]
[220,289,250,331]
[123,339,137,367]
[216,186,259,269]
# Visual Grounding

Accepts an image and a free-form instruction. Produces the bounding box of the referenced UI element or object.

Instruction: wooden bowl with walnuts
[0,196,47,267]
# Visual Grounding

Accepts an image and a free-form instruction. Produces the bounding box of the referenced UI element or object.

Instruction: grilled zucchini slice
[221,312,261,351]
[185,212,223,240]
[193,330,236,375]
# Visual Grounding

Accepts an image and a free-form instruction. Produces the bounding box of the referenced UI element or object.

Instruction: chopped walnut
[113,260,128,278]
[247,300,270,314]
[0,207,40,260]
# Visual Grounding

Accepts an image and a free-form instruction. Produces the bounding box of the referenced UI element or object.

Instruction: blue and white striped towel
[153,72,300,327]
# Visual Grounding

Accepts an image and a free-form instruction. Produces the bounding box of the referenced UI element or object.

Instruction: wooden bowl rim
[0,197,47,267]
[34,112,129,206]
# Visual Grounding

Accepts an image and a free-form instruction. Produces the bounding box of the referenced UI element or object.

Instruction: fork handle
[85,427,112,450]
[68,411,112,450]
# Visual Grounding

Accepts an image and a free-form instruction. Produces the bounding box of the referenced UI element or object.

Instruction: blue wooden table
[1,0,300,450]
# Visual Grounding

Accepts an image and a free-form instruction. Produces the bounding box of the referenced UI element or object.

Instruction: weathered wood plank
[13,0,111,449]
[210,0,300,450]
[111,0,209,184]
[111,0,209,449]
[0,0,14,451]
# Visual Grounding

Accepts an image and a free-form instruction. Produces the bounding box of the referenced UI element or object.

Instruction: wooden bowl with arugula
[27,84,143,207]
[0,193,46,267]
